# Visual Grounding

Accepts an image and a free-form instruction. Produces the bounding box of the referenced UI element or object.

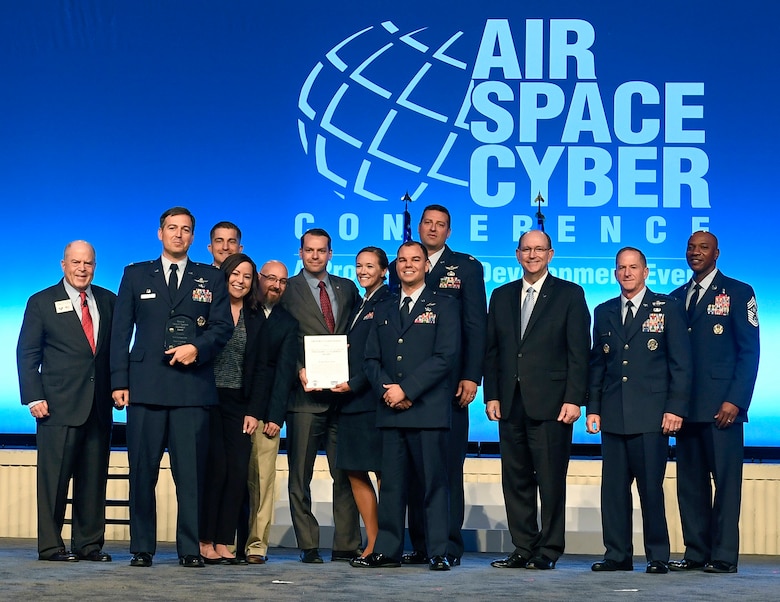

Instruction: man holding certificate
[357,241,461,571]
[280,228,361,564]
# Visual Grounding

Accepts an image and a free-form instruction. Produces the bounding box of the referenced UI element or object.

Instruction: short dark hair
[420,204,451,228]
[300,228,332,250]
[160,207,195,232]
[398,240,429,260]
[210,221,242,243]
[616,246,647,267]
[220,252,261,312]
[517,230,552,250]
[357,246,389,270]
[689,230,719,249]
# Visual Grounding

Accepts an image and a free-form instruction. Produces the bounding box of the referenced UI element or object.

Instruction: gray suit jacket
[280,270,359,414]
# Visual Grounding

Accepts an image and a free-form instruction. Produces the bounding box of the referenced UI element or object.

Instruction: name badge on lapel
[55,300,74,313]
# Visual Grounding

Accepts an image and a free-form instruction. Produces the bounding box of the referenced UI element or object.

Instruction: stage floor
[3,539,778,601]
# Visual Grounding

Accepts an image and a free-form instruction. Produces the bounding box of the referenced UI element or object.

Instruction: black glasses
[260,273,288,286]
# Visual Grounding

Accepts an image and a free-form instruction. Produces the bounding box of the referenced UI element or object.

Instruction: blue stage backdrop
[1,1,777,445]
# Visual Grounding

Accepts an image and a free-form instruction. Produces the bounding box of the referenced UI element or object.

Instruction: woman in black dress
[332,246,390,564]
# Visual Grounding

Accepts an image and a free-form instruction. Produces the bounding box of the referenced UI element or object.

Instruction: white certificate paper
[304,335,349,389]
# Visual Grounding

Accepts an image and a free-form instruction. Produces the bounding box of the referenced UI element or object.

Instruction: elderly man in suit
[17,240,116,562]
[280,228,361,564]
[484,230,590,570]
[111,207,233,568]
[244,260,299,564]
[389,204,487,567]
[587,246,691,574]
[357,240,461,571]
[669,232,759,574]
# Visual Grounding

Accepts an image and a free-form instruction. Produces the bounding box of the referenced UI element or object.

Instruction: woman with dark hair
[331,246,391,565]
[199,252,266,564]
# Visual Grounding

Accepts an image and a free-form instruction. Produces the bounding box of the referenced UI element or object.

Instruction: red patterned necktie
[80,291,96,354]
[318,281,336,333]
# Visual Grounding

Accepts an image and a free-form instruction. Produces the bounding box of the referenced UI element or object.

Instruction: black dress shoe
[179,555,205,567]
[401,550,429,565]
[491,553,529,569]
[704,560,738,574]
[669,558,706,571]
[646,560,669,574]
[300,548,324,564]
[79,550,112,562]
[591,558,633,572]
[526,554,556,570]
[40,550,79,562]
[331,549,360,562]
[130,552,153,567]
[445,554,461,567]
[429,555,451,571]
[353,553,401,568]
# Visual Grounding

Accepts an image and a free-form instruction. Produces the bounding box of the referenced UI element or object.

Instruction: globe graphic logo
[297,21,478,203]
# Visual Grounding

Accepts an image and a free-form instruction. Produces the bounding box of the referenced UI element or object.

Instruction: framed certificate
[304,334,349,389]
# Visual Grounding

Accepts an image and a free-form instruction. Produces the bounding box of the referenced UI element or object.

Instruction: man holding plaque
[356,241,460,571]
[111,206,233,568]
[280,228,361,564]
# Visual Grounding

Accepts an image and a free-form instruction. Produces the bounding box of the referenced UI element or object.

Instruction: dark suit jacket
[280,270,360,414]
[671,272,760,423]
[341,284,391,415]
[243,304,299,426]
[110,258,233,406]
[17,281,116,427]
[483,275,591,420]
[588,290,691,434]
[364,289,460,429]
[390,245,487,385]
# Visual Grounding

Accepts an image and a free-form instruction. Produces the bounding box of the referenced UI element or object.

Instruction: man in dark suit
[244,260,299,564]
[669,231,759,574]
[587,246,691,574]
[357,241,461,571]
[111,207,233,568]
[484,230,590,571]
[390,204,486,566]
[17,240,116,562]
[279,228,361,563]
